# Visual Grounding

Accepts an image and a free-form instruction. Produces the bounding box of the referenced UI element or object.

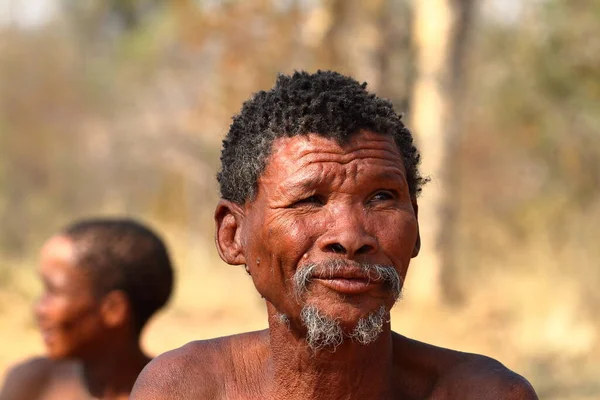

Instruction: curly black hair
[62,218,174,333]
[217,70,426,203]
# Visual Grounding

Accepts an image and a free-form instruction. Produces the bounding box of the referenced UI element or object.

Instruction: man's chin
[302,295,392,327]
[299,303,389,351]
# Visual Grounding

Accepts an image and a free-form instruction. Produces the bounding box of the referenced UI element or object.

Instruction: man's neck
[264,303,395,400]
[80,339,150,400]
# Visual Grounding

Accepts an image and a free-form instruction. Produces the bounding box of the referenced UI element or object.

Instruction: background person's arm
[0,358,50,400]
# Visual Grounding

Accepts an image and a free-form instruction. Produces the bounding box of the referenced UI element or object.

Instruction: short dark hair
[62,218,174,333]
[217,70,426,204]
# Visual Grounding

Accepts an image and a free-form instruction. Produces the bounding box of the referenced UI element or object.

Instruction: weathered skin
[131,131,538,400]
[0,236,151,400]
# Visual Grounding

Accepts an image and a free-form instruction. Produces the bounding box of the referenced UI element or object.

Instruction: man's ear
[100,290,130,328]
[411,199,421,258]
[214,199,247,265]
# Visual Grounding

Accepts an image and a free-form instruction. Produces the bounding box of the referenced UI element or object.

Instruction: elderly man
[0,218,174,400]
[131,70,538,399]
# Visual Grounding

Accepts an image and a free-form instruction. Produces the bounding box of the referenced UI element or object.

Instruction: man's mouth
[294,260,401,298]
[313,276,381,294]
[312,266,383,294]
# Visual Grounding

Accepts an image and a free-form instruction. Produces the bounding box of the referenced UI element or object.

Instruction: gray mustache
[292,259,402,299]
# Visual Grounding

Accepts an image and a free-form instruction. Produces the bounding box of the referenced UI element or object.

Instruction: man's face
[35,236,106,360]
[240,130,419,333]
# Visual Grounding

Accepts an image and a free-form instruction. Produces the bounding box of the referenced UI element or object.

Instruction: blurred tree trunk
[317,0,349,72]
[409,0,475,305]
[440,0,476,304]
[376,0,414,114]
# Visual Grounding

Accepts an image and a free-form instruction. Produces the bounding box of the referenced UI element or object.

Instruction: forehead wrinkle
[262,133,407,198]
[273,162,407,203]
[295,147,402,166]
[278,149,405,183]
[271,164,327,201]
[271,132,402,163]
[356,162,407,182]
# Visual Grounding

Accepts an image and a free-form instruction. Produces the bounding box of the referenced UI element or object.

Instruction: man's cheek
[292,214,320,239]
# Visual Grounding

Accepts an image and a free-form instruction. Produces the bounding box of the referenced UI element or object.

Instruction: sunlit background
[1,1,599,398]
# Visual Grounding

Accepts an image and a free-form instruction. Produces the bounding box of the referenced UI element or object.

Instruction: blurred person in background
[0,218,174,400]
[131,70,538,399]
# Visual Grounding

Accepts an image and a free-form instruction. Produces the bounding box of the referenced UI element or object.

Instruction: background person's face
[242,130,419,332]
[35,236,105,360]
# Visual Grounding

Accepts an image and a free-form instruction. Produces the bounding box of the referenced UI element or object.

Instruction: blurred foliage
[0,0,405,257]
[452,0,600,293]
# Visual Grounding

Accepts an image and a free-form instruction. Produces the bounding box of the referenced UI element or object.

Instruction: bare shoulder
[391,334,537,400]
[0,357,54,400]
[131,330,268,400]
[433,352,538,400]
[130,340,226,399]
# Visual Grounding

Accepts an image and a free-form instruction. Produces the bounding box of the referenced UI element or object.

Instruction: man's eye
[292,195,323,207]
[370,191,395,202]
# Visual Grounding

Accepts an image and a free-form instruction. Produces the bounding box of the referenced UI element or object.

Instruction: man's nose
[317,206,378,258]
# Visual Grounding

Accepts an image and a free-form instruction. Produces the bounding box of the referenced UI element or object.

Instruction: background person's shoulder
[0,357,54,400]
[433,354,538,400]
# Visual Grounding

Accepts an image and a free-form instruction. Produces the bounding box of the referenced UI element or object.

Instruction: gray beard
[300,304,389,351]
[290,259,403,351]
